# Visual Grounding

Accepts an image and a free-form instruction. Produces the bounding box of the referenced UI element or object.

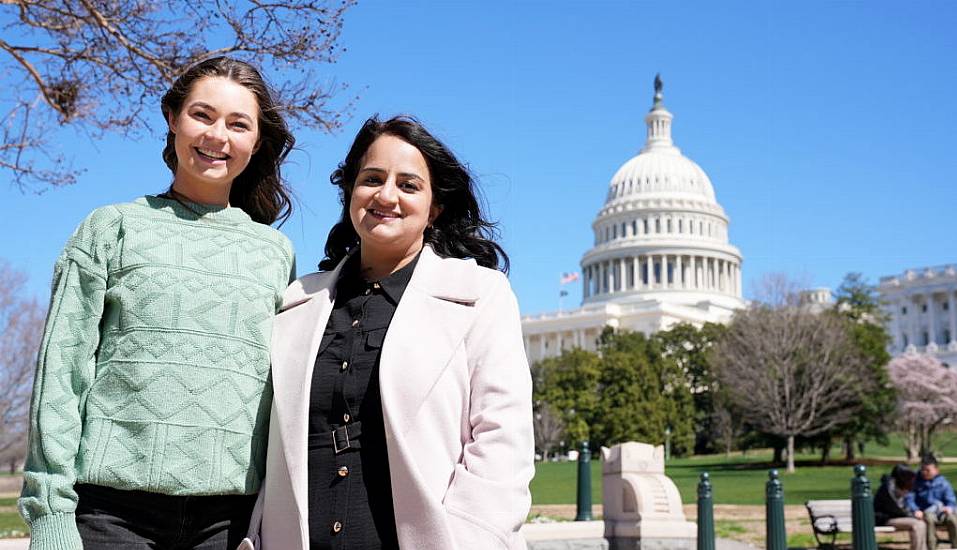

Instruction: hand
[915,510,924,520]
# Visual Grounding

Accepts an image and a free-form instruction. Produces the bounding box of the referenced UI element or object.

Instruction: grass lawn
[531,447,957,505]
[0,496,27,539]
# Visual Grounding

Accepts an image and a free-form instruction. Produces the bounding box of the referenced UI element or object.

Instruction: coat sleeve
[443,272,535,548]
[943,478,957,508]
[18,207,120,550]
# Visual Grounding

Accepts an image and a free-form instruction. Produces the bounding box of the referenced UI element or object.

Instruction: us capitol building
[521,77,745,363]
[878,265,957,366]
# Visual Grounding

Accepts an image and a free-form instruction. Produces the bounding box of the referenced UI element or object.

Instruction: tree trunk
[905,422,919,461]
[820,437,832,464]
[844,436,856,461]
[773,445,784,464]
[787,436,796,473]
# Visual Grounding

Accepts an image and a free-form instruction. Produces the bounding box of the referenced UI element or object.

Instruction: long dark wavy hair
[319,115,508,273]
[161,56,294,225]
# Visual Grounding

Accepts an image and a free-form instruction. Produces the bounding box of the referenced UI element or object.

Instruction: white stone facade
[522,78,745,364]
[878,264,957,367]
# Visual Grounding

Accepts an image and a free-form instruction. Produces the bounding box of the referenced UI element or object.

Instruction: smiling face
[168,76,260,201]
[349,134,442,260]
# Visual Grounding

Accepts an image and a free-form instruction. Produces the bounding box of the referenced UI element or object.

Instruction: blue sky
[2,1,955,315]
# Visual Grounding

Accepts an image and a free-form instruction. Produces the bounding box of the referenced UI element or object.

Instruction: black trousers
[75,484,257,550]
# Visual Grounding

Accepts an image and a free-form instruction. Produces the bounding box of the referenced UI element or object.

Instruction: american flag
[560,272,580,285]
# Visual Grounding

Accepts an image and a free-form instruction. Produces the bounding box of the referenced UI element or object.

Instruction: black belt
[308,422,363,453]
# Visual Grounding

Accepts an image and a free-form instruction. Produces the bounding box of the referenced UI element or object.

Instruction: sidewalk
[0,540,26,550]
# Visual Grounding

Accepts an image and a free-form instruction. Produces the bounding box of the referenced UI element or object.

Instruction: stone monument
[601,442,696,550]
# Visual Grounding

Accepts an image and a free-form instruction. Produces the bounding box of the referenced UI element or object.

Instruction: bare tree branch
[1,0,356,192]
[0,261,45,469]
[712,291,875,472]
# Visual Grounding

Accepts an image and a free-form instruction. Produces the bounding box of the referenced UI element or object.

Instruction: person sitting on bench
[876,464,926,550]
[907,454,957,550]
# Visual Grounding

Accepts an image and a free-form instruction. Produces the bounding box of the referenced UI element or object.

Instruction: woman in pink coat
[241,115,534,550]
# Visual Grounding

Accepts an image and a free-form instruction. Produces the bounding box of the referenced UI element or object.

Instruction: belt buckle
[333,425,351,454]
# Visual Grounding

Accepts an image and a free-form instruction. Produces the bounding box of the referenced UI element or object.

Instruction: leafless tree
[750,272,810,308]
[0,261,45,472]
[712,305,874,472]
[533,403,564,462]
[1,0,355,191]
[888,353,957,460]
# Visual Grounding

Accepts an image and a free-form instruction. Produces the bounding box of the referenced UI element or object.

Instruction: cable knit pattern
[19,196,295,549]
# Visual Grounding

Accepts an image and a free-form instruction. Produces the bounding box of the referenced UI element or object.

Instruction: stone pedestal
[601,442,696,550]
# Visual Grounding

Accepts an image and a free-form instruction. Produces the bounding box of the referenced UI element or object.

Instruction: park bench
[806,499,952,548]
[806,499,895,547]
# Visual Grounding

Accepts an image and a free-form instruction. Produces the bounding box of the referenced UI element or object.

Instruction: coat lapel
[269,258,347,524]
[378,246,481,435]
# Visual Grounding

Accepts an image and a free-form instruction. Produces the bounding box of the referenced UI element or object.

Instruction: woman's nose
[376,179,398,204]
[204,120,228,143]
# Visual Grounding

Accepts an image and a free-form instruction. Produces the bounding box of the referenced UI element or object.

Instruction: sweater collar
[138,195,252,225]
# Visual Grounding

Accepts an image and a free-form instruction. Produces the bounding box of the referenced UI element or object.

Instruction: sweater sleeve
[19,207,120,550]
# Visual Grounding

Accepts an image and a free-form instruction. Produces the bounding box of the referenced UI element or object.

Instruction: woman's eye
[399,181,419,191]
[232,122,250,131]
[192,111,210,121]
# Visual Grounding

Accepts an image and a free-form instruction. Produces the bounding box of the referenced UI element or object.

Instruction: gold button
[337,466,349,477]
[364,288,371,295]
[332,520,342,533]
[373,282,381,289]
[343,413,351,422]
[351,319,359,327]
[340,361,348,372]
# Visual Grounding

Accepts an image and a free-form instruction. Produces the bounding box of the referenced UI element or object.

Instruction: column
[948,290,956,345]
[722,260,729,293]
[523,336,531,356]
[601,261,613,294]
[891,299,904,351]
[927,292,937,347]
[645,256,652,288]
[618,258,628,292]
[908,295,918,348]
[539,335,546,360]
[688,256,698,289]
[632,256,640,290]
[557,333,564,353]
[676,255,684,289]
[582,266,590,299]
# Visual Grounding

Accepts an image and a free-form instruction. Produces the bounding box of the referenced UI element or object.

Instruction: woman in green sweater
[18,57,296,550]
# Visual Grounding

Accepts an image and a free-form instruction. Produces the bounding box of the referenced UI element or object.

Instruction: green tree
[531,349,601,450]
[822,273,894,460]
[591,330,695,455]
[653,322,726,453]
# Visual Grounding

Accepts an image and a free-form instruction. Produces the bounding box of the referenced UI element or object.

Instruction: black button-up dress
[307,253,417,550]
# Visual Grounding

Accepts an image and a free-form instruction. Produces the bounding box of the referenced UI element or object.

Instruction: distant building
[521,77,745,363]
[799,287,835,314]
[878,264,957,367]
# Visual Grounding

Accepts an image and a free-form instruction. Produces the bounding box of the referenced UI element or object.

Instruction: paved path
[0,536,770,550]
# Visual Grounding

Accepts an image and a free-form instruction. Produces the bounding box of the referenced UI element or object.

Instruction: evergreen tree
[591,330,695,455]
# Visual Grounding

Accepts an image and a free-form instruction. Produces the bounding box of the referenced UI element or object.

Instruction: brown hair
[161,56,294,225]
[319,115,508,273]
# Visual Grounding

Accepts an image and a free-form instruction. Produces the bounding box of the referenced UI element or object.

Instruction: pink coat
[240,246,534,550]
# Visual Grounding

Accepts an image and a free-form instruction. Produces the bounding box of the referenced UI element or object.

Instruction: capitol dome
[520,75,746,364]
[580,75,744,308]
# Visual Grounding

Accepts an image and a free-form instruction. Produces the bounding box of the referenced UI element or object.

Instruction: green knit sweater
[19,196,295,549]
